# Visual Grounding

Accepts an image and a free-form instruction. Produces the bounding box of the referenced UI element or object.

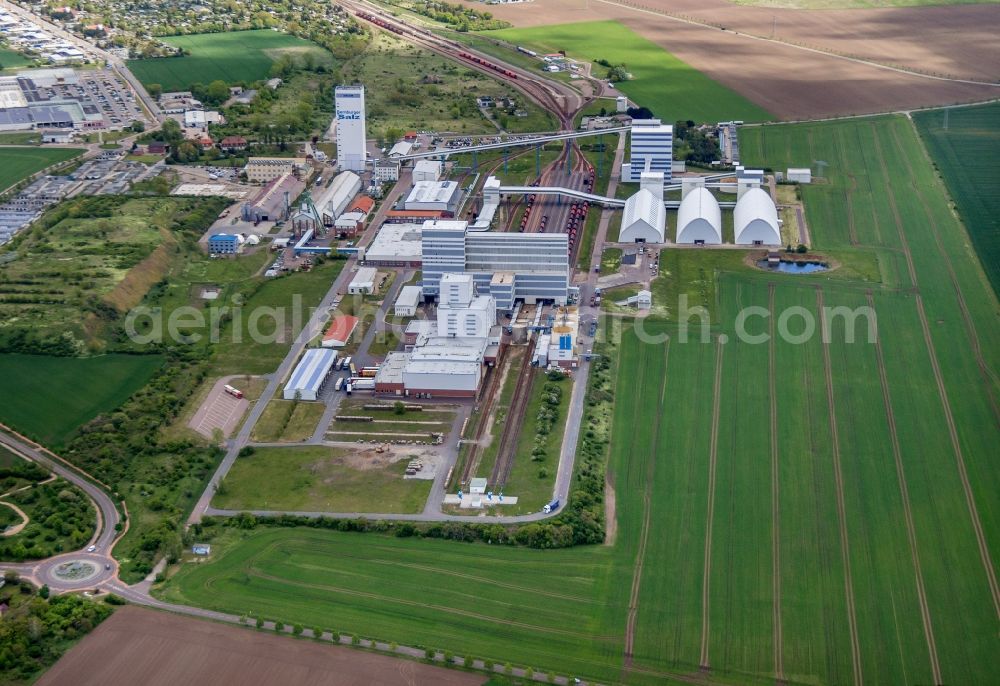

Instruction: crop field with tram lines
[485,21,773,124]
[159,111,1000,684]
[912,101,1000,299]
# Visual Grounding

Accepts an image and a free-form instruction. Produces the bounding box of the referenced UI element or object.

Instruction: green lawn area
[0,354,163,447]
[214,446,432,514]
[913,102,1000,298]
[159,114,1000,684]
[0,146,84,190]
[250,400,325,443]
[210,259,345,375]
[127,30,333,91]
[0,47,32,71]
[486,21,773,123]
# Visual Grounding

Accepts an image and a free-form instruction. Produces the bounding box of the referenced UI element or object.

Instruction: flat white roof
[406,180,458,205]
[396,285,422,309]
[349,266,378,287]
[404,360,481,376]
[367,223,423,260]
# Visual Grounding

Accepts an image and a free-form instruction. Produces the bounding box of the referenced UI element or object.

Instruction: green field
[913,102,1000,298]
[161,115,999,683]
[127,30,333,91]
[0,354,163,446]
[250,400,325,443]
[0,147,84,190]
[0,47,32,71]
[158,527,624,679]
[486,21,773,123]
[215,446,432,514]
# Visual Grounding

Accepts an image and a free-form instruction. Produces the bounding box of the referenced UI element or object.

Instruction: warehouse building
[404,180,461,213]
[676,187,722,245]
[283,348,338,400]
[734,188,781,245]
[620,189,666,243]
[321,314,359,348]
[348,266,378,295]
[787,168,812,184]
[364,222,423,267]
[421,220,569,307]
[394,285,422,317]
[412,159,443,182]
[240,173,305,223]
[621,119,673,182]
[316,170,361,223]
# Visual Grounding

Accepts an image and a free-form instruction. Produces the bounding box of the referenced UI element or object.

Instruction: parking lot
[188,378,250,439]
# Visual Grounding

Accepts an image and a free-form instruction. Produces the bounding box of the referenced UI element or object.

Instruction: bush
[103,594,126,605]
[256,617,264,629]
[292,624,303,636]
[274,621,284,632]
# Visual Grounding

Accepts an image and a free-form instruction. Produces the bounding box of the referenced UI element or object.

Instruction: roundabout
[35,553,117,591]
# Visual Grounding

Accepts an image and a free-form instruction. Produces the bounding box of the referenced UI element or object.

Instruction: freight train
[356,12,406,36]
[457,52,518,79]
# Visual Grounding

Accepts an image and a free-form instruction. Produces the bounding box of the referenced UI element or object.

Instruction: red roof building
[220,135,248,151]
[322,315,359,348]
[348,195,375,216]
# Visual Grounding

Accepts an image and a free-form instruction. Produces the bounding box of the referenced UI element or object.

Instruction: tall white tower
[335,85,366,172]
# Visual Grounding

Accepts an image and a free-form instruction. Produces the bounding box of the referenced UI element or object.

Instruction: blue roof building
[208,234,240,254]
[283,349,339,401]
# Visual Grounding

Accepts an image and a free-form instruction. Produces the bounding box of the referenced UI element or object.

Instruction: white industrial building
[283,348,338,400]
[421,220,569,307]
[621,119,673,182]
[404,180,461,213]
[787,168,812,184]
[620,189,666,243]
[438,274,496,339]
[364,223,423,267]
[412,159,443,182]
[373,159,399,182]
[734,188,781,245]
[403,336,487,397]
[394,285,422,317]
[335,85,366,172]
[348,266,378,294]
[316,170,361,221]
[676,187,722,245]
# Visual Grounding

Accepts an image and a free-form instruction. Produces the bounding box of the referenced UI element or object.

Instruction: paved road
[0,429,121,589]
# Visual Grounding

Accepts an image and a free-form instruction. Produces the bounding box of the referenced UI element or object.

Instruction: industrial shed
[676,187,722,245]
[734,188,781,246]
[317,171,361,221]
[394,285,422,317]
[283,348,338,400]
[348,266,378,295]
[619,188,665,243]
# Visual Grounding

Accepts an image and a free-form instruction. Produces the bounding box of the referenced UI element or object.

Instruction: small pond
[756,259,829,274]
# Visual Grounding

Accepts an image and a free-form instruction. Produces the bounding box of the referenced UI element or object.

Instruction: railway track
[489,340,537,488]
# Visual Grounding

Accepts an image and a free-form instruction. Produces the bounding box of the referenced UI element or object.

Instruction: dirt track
[37,606,483,686]
[459,0,1000,119]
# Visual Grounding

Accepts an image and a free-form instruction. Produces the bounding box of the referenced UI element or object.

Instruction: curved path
[0,501,29,537]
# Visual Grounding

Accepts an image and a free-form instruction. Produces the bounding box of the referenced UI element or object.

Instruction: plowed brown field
[459,0,1000,119]
[37,606,483,686]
